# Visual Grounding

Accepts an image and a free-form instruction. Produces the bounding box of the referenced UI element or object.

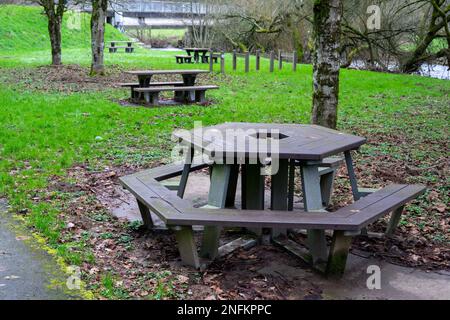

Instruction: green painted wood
[173,226,200,268]
[207,165,233,208]
[225,164,240,208]
[177,148,194,198]
[271,159,289,211]
[200,164,235,259]
[137,199,154,229]
[301,164,328,265]
[320,170,336,207]
[242,163,265,210]
[345,151,361,201]
[242,163,265,236]
[386,205,404,236]
[326,230,352,278]
[271,159,289,237]
[287,160,296,211]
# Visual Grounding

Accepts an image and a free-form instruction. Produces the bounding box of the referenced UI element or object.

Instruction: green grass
[0,4,449,299]
[149,28,186,39]
[0,5,126,52]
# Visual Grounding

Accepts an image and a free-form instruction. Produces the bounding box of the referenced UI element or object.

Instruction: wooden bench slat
[120,162,425,232]
[346,184,426,227]
[120,175,182,223]
[333,184,407,218]
[136,159,209,182]
[134,85,219,92]
[119,82,185,87]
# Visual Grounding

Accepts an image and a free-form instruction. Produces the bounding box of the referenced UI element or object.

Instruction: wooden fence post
[209,49,214,72]
[245,52,250,73]
[293,51,298,72]
[256,50,260,71]
[269,51,274,72]
[232,50,237,71]
[221,52,225,75]
[278,50,283,70]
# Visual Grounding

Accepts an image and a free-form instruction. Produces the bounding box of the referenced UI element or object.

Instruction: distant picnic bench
[120,123,425,277]
[120,70,218,105]
[175,48,220,64]
[108,40,136,53]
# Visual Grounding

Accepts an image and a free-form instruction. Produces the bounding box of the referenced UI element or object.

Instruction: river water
[350,60,449,80]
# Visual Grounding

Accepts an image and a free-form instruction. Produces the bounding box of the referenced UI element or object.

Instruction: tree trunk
[400,3,448,73]
[311,0,342,130]
[48,13,62,65]
[90,0,108,76]
[41,1,64,66]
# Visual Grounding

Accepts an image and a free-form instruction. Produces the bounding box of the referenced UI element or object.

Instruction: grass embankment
[0,5,126,52]
[0,5,449,299]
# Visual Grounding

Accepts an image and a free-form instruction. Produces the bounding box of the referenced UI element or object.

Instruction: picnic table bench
[134,85,219,105]
[108,40,136,53]
[120,123,426,276]
[175,55,193,64]
[123,70,217,105]
[119,81,185,100]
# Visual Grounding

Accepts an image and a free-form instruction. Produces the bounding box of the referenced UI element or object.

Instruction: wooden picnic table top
[174,122,367,161]
[126,70,210,76]
[110,40,136,43]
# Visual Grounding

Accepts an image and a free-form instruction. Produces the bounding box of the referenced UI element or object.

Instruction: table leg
[177,147,194,198]
[344,151,361,201]
[300,163,328,266]
[344,151,366,234]
[242,163,265,237]
[182,74,197,102]
[137,199,154,230]
[138,75,152,87]
[137,75,153,102]
[271,159,289,237]
[200,164,239,260]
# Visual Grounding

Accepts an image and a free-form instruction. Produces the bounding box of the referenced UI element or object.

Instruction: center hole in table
[249,131,289,140]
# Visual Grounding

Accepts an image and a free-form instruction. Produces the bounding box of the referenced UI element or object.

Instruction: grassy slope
[0,5,126,52]
[0,5,448,298]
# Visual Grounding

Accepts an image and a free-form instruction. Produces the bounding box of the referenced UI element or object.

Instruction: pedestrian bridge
[108,1,212,29]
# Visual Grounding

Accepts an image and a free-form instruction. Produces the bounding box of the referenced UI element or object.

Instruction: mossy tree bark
[90,0,108,76]
[311,0,343,130]
[38,0,65,66]
[400,0,450,73]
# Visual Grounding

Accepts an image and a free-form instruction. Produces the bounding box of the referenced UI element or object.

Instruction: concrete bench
[109,46,134,53]
[133,85,219,105]
[120,160,425,276]
[175,55,194,64]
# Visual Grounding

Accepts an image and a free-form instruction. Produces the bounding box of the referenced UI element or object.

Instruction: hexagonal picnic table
[174,123,367,265]
[121,122,425,275]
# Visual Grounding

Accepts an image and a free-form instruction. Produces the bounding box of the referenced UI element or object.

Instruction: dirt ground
[44,161,448,299]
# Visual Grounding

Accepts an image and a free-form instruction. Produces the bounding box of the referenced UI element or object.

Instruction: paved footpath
[0,199,78,300]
